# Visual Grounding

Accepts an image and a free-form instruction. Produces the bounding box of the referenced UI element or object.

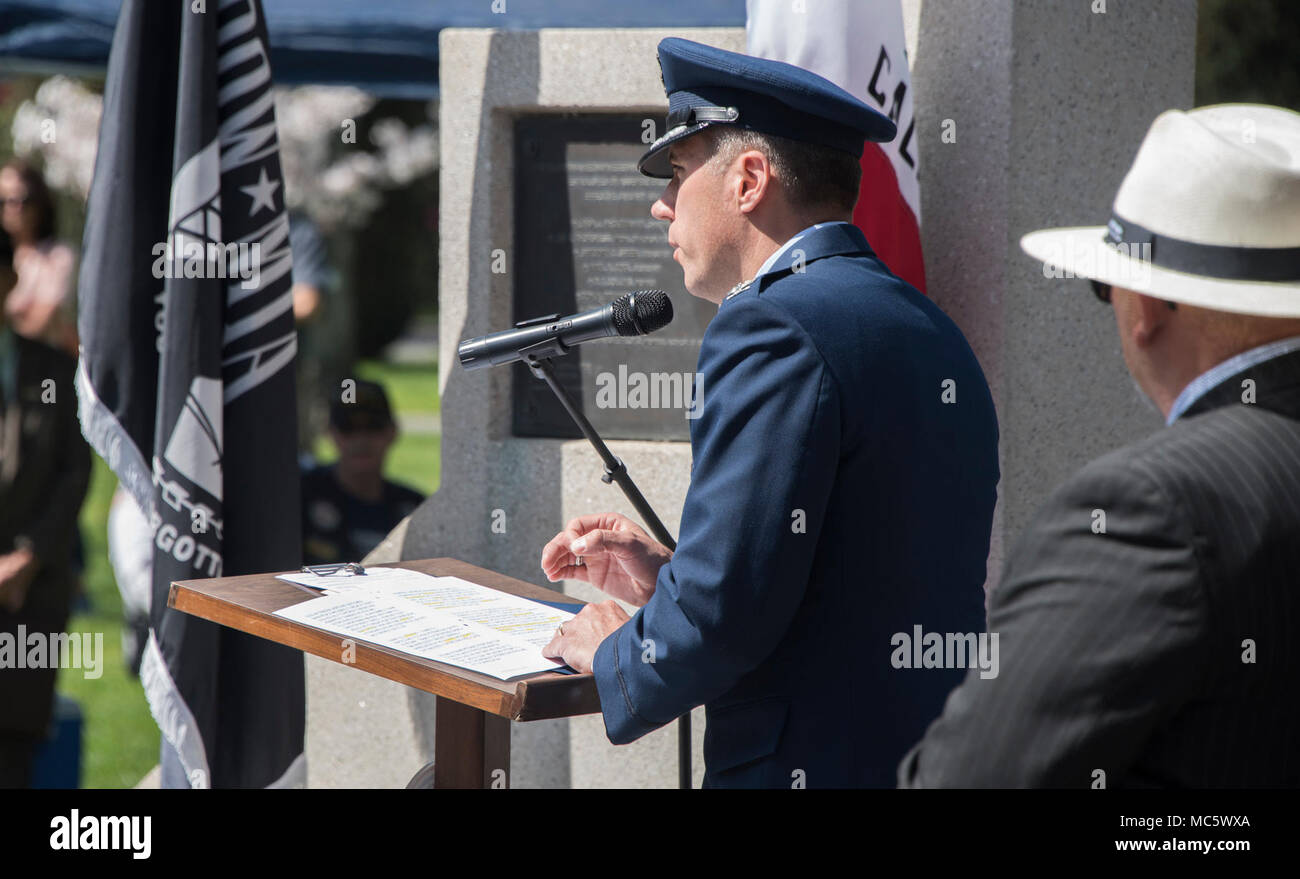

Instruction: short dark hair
[2,159,57,243]
[704,126,862,215]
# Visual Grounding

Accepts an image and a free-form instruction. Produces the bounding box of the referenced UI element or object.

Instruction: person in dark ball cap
[300,380,423,567]
[540,37,1000,787]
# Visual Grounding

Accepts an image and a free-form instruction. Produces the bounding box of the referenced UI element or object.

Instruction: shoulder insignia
[724,280,752,300]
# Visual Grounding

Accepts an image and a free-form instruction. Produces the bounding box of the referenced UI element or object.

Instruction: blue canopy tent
[0,0,747,97]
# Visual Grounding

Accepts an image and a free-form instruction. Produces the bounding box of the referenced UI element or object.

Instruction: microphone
[457,290,673,370]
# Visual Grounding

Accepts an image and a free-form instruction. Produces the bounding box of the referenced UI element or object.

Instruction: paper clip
[301,562,366,576]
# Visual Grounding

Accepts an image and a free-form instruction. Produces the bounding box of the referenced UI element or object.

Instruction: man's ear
[735,149,772,215]
[1131,291,1174,348]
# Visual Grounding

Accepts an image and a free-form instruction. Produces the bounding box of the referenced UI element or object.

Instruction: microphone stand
[519,338,690,791]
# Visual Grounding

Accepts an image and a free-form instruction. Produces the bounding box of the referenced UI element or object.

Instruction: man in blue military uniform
[541,38,999,787]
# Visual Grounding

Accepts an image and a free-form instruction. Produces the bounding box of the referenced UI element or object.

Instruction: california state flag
[747,0,924,293]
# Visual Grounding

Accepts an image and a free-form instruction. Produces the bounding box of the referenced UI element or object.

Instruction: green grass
[58,357,440,787]
[59,455,158,789]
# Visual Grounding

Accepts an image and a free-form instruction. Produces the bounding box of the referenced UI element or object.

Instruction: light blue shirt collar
[1167,334,1300,424]
[753,220,856,281]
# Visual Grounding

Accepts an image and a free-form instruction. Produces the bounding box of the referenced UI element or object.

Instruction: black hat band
[1106,214,1300,282]
[667,86,866,159]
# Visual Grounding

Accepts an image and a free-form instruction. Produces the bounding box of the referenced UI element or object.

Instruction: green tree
[1197,0,1300,109]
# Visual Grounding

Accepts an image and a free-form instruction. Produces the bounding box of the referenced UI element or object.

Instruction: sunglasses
[1088,279,1177,311]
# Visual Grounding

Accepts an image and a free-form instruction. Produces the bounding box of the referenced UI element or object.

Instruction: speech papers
[273,567,574,680]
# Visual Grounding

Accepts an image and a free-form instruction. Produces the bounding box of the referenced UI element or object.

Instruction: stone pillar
[912,0,1197,584]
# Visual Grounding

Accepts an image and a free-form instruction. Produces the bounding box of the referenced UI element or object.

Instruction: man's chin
[679,272,726,304]
[682,283,717,304]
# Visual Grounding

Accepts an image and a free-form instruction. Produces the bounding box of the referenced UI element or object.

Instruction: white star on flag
[240,167,280,217]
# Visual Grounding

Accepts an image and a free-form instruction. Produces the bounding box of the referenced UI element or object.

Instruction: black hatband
[1105,214,1300,282]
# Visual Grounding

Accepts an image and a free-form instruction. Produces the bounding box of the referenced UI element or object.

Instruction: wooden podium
[168,556,601,788]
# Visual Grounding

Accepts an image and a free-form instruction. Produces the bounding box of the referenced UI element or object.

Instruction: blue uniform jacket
[591,223,1000,787]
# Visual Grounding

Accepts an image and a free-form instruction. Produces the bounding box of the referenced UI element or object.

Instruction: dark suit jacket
[592,223,1000,788]
[899,347,1300,788]
[0,334,92,738]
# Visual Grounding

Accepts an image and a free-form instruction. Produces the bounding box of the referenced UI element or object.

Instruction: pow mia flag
[76,0,303,788]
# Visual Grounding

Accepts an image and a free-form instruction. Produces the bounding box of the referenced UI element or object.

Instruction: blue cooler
[30,694,83,789]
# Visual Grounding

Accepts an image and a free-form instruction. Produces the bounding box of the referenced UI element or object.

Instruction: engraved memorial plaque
[512,114,716,440]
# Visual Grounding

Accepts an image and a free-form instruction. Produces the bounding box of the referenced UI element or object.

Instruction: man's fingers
[541,619,578,661]
[541,632,563,659]
[542,556,590,583]
[541,529,588,579]
[541,528,595,580]
[563,513,617,537]
[537,604,622,675]
[540,533,570,571]
[562,516,591,536]
[565,512,645,538]
[543,513,655,585]
[571,528,641,559]
[548,563,590,584]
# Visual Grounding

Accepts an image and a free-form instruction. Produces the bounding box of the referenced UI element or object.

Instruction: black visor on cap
[639,122,713,178]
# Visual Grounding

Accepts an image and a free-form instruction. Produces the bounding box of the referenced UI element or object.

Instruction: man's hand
[542,600,630,674]
[291,282,321,323]
[0,547,39,613]
[540,512,671,606]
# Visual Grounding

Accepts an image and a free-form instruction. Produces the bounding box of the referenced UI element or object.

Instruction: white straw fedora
[1020,104,1300,317]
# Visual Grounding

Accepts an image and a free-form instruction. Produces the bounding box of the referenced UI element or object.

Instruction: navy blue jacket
[592,222,1000,787]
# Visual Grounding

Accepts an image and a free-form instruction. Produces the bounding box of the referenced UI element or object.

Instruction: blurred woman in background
[0,159,78,357]
[0,224,92,787]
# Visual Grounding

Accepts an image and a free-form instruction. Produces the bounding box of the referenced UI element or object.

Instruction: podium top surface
[168,557,600,722]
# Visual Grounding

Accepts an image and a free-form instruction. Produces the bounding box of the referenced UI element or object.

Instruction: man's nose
[650,194,673,222]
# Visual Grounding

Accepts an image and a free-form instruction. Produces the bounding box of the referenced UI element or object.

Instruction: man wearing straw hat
[899,104,1300,788]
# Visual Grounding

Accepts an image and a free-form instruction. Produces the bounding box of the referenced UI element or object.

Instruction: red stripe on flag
[854,143,926,295]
